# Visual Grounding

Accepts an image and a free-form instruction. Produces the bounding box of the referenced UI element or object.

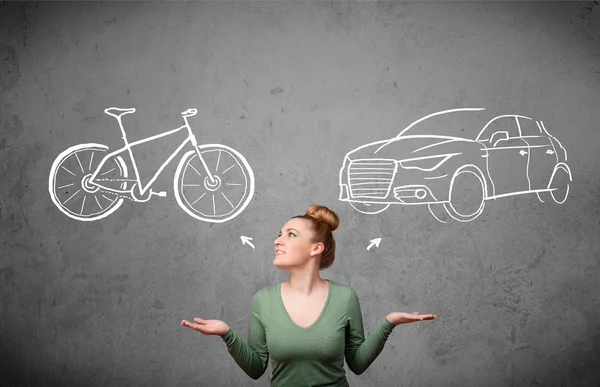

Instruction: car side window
[519,118,542,137]
[478,116,521,144]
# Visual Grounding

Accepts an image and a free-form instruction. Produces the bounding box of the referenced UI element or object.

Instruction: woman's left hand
[386,311,437,325]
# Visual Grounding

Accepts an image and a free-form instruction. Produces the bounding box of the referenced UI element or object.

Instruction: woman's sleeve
[344,288,396,375]
[220,291,269,380]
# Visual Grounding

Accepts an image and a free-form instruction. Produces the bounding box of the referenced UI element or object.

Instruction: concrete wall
[1,1,599,386]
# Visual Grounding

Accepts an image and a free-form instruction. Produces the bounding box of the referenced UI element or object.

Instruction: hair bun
[305,205,340,232]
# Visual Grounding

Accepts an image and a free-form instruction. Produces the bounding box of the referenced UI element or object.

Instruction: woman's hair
[293,205,340,270]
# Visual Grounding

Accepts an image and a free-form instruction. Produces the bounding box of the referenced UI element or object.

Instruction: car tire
[443,166,486,222]
[349,201,390,215]
[536,163,571,204]
[428,203,451,224]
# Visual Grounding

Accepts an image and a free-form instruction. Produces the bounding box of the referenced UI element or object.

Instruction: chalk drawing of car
[338,108,572,223]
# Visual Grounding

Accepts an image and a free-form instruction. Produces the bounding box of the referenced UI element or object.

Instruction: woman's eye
[289,232,296,237]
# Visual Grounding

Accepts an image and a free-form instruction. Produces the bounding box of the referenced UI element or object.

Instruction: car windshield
[396,108,490,139]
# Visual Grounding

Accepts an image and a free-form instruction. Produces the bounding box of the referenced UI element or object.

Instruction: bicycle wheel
[174,144,254,223]
[49,143,128,221]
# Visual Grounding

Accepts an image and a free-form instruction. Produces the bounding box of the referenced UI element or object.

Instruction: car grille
[348,159,396,199]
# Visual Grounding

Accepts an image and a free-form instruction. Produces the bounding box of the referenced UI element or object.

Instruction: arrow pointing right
[367,238,382,251]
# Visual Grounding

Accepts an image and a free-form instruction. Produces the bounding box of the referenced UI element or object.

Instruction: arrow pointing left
[240,236,255,249]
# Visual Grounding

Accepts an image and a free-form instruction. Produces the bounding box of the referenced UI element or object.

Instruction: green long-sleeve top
[220,279,396,387]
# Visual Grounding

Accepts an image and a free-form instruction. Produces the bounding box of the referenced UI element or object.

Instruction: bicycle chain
[95,178,137,182]
[94,178,138,201]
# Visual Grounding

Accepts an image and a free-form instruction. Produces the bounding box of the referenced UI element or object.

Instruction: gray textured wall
[1,1,599,386]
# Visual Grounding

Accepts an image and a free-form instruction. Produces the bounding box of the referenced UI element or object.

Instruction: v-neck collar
[278,280,332,331]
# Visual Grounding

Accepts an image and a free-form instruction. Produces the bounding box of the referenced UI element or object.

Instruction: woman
[181,205,436,386]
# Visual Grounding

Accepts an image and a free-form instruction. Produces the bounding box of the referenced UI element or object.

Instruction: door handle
[546,149,555,155]
[519,150,528,156]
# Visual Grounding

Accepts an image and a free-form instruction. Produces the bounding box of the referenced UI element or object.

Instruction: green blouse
[220,279,396,387]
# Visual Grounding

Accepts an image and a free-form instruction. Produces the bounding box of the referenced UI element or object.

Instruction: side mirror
[490,131,509,146]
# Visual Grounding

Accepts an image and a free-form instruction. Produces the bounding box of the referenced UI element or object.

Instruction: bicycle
[48,107,254,223]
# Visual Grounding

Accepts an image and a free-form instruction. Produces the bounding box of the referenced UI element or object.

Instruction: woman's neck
[285,273,328,296]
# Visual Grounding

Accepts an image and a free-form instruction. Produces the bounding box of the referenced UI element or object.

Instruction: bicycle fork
[182,109,219,188]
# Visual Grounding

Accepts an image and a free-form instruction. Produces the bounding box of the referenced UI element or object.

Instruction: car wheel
[349,201,390,215]
[428,203,450,223]
[443,167,486,222]
[536,163,571,204]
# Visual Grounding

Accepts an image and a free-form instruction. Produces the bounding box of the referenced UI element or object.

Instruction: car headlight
[339,155,351,180]
[398,154,457,172]
[341,155,350,169]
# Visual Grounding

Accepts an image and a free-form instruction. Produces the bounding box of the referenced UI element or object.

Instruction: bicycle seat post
[105,107,136,145]
[116,117,129,145]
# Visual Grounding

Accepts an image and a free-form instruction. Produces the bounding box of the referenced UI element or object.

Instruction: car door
[518,118,557,191]
[480,116,530,197]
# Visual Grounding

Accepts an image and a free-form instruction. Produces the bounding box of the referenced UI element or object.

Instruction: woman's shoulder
[252,282,280,299]
[328,279,348,288]
[328,279,357,298]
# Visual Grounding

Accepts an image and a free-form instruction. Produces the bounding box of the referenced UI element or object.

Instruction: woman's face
[273,218,321,269]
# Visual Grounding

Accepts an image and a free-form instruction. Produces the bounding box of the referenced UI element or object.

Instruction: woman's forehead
[282,217,311,231]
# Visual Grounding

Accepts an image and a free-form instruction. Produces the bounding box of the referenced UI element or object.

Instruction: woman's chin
[273,257,289,269]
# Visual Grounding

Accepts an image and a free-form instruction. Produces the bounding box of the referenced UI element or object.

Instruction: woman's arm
[221,292,269,380]
[344,288,395,375]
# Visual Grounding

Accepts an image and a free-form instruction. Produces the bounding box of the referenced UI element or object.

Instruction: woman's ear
[311,243,325,256]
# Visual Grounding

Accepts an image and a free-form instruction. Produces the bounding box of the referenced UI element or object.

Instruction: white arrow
[367,238,381,251]
[240,236,255,249]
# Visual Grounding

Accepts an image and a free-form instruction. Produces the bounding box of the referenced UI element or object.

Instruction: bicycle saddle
[105,107,136,119]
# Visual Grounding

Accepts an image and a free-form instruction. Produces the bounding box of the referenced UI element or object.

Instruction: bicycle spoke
[212,194,216,215]
[75,152,85,173]
[183,184,202,187]
[63,189,81,204]
[102,194,117,203]
[94,195,104,210]
[221,164,235,174]
[225,183,242,186]
[88,152,95,171]
[215,150,222,172]
[100,167,116,176]
[61,166,76,176]
[221,192,234,208]
[80,195,87,215]
[189,164,202,177]
[191,192,206,206]
[58,183,75,189]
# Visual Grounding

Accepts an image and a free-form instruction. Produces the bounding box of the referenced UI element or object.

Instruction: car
[338,108,572,223]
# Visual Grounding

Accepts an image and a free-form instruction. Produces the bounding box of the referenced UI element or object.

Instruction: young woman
[181,205,437,386]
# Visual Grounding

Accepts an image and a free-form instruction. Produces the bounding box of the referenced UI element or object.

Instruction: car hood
[346,136,472,161]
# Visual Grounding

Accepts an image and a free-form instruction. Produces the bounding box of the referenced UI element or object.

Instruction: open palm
[386,311,437,325]
[181,317,230,336]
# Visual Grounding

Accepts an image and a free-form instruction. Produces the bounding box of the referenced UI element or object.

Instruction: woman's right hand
[181,317,230,337]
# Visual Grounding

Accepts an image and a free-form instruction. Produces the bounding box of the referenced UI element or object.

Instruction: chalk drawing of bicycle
[49,108,254,223]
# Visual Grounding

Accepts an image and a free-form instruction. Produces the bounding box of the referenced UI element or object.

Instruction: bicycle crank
[129,183,167,202]
[92,179,166,202]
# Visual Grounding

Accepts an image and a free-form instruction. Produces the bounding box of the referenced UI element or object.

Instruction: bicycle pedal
[152,190,167,197]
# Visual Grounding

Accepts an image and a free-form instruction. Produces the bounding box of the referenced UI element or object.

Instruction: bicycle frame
[89,111,210,198]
